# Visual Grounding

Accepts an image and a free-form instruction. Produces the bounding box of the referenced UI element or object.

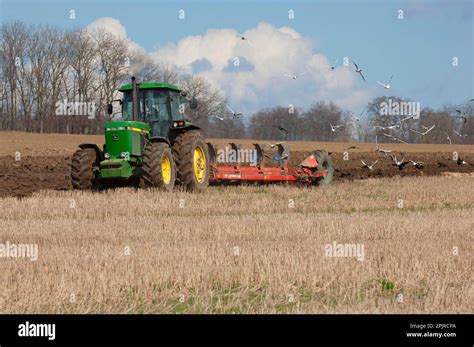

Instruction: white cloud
[85,17,144,53]
[151,21,371,112]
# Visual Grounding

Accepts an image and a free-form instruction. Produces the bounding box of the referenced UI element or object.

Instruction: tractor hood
[104,121,150,160]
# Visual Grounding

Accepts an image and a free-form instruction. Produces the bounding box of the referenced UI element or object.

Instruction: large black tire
[142,142,176,191]
[71,148,98,190]
[172,131,209,192]
[313,150,334,185]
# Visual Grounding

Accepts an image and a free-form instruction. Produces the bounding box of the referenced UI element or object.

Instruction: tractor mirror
[107,103,113,115]
[180,91,188,97]
[190,97,198,110]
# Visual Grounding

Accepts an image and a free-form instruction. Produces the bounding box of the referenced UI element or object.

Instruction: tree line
[1,21,472,144]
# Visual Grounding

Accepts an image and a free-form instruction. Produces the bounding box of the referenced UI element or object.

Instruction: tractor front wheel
[172,131,209,192]
[71,148,99,190]
[142,142,176,191]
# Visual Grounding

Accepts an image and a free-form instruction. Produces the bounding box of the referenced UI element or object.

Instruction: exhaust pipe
[131,76,139,121]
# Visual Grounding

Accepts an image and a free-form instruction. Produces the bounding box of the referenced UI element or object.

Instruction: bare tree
[93,28,130,122]
[0,21,29,130]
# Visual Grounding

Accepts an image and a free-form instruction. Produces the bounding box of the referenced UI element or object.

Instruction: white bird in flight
[390,155,410,170]
[383,133,407,144]
[375,124,401,131]
[361,159,378,171]
[453,130,467,138]
[349,110,365,122]
[410,124,435,136]
[284,72,306,80]
[226,104,243,118]
[330,123,344,132]
[410,160,424,169]
[377,75,393,89]
[445,132,452,144]
[351,60,366,83]
[400,115,415,122]
[213,115,227,121]
[374,136,392,155]
[235,34,252,45]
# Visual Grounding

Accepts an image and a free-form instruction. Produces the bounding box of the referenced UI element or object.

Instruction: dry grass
[0,175,472,313]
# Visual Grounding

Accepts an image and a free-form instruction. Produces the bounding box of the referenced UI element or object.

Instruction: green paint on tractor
[118,82,181,92]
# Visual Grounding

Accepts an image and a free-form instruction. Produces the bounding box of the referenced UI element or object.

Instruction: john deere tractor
[71,77,209,192]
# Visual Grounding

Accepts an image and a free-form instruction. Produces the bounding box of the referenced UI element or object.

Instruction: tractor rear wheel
[172,131,209,192]
[314,150,334,185]
[71,148,99,190]
[142,142,176,191]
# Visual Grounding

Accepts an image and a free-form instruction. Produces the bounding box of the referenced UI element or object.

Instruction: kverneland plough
[206,142,333,185]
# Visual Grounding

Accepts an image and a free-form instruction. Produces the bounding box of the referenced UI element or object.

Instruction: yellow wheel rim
[193,146,206,183]
[161,155,171,185]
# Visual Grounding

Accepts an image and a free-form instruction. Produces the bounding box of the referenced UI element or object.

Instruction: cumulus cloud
[85,17,144,53]
[151,22,371,112]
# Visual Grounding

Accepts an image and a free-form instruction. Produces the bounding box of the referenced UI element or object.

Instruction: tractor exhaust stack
[131,76,140,122]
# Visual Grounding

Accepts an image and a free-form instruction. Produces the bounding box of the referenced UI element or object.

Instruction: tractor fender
[148,136,171,146]
[78,143,103,162]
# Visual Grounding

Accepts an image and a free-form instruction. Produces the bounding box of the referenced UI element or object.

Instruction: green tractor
[71,77,209,192]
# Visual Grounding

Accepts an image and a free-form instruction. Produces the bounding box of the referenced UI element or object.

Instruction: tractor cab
[118,82,187,138]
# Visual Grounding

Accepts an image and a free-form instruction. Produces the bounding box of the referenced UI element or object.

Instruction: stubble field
[0,131,472,313]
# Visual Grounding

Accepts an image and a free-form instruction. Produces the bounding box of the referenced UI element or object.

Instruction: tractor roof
[118,82,181,92]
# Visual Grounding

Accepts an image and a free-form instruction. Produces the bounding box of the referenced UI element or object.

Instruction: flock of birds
[215,33,472,172]
[356,135,469,172]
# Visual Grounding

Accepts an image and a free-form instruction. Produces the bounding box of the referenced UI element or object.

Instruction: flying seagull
[400,115,415,122]
[374,136,392,155]
[410,160,424,169]
[329,59,339,70]
[273,125,289,134]
[284,72,306,80]
[445,132,452,144]
[351,60,366,83]
[390,155,410,170]
[377,75,393,89]
[213,115,227,121]
[361,159,378,171]
[375,125,401,131]
[349,110,365,122]
[264,141,286,148]
[383,133,407,144]
[455,110,467,123]
[235,34,252,45]
[410,124,435,136]
[330,123,344,132]
[453,130,467,138]
[226,105,243,118]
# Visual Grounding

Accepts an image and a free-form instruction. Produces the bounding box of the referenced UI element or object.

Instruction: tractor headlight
[104,152,110,159]
[120,152,128,158]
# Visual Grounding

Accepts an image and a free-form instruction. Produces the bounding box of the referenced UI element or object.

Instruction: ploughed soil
[1,150,473,198]
[0,131,472,198]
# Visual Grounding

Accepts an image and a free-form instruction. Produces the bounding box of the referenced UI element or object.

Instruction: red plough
[207,142,334,185]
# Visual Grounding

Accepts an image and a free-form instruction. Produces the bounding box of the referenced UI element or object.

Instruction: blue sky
[1,0,473,114]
